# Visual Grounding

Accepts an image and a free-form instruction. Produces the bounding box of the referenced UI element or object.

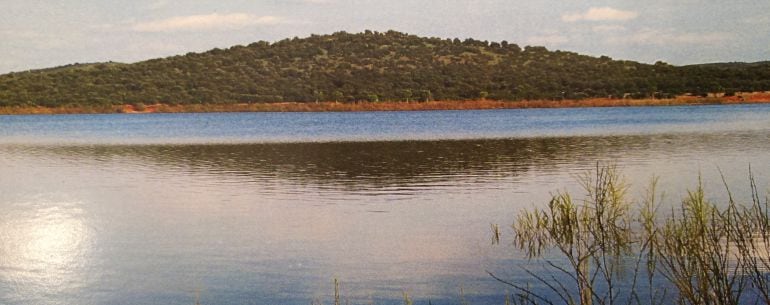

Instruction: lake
[1,105,770,305]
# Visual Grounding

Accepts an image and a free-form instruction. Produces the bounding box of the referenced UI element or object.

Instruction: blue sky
[1,0,769,73]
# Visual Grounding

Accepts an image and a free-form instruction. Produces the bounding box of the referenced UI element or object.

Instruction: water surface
[1,105,769,304]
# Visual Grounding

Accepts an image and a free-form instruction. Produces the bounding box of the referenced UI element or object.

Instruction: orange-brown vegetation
[2,92,769,115]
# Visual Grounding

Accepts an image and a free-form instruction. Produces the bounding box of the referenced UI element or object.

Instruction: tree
[479,91,489,100]
[1,30,769,108]
[418,90,432,102]
[313,90,325,102]
[400,89,413,102]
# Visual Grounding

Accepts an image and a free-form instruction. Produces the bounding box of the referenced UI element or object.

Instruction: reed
[495,165,770,305]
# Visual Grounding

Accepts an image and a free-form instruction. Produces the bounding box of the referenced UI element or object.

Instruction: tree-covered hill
[1,30,769,107]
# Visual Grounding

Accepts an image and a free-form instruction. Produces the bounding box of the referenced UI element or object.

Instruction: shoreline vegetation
[1,92,769,115]
[496,165,770,305]
[3,31,770,113]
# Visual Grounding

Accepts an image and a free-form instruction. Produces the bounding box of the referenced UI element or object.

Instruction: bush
[132,102,146,111]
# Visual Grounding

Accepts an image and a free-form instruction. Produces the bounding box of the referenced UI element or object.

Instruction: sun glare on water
[0,201,92,298]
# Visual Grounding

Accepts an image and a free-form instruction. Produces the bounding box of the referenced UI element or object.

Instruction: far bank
[1,92,769,115]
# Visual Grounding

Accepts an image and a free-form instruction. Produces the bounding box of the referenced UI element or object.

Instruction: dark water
[1,105,769,304]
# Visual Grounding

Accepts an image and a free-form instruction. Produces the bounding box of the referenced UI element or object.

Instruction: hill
[1,30,769,107]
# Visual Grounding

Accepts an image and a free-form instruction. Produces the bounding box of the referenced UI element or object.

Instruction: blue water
[1,105,768,144]
[1,104,770,305]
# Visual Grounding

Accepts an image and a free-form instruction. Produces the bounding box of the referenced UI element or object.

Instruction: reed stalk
[495,164,770,305]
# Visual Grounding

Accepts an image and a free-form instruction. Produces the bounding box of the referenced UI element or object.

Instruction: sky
[1,0,769,74]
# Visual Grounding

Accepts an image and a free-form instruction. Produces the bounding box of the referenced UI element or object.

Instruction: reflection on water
[0,200,92,305]
[11,132,768,192]
[1,106,770,304]
[2,135,769,304]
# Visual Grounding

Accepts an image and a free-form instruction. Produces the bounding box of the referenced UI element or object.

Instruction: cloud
[607,29,732,45]
[743,15,770,25]
[132,13,284,32]
[147,0,169,10]
[562,7,638,22]
[126,41,185,54]
[1,29,79,49]
[281,0,334,4]
[526,34,569,46]
[592,25,626,32]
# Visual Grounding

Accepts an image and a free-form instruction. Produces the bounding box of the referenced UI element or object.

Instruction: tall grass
[494,165,770,305]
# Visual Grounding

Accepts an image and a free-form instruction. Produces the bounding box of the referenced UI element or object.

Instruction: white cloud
[1,29,79,49]
[132,13,284,32]
[147,0,169,10]
[592,25,626,32]
[126,41,185,54]
[281,0,334,4]
[1,29,44,40]
[743,15,770,25]
[562,7,638,22]
[526,34,569,46]
[607,29,732,45]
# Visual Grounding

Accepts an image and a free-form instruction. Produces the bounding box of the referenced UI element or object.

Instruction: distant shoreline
[2,93,769,115]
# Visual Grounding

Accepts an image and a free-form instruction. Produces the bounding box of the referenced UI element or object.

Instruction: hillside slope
[1,30,769,107]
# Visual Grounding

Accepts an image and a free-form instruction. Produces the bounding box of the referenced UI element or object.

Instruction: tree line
[1,30,769,107]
